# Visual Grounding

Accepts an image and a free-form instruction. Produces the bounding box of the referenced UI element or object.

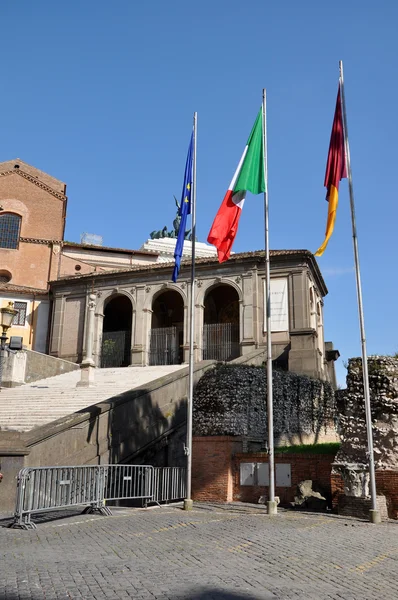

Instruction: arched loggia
[203,284,240,361]
[149,290,184,365]
[101,294,133,367]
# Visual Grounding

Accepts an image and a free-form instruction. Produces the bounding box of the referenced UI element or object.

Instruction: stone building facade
[0,158,159,350]
[0,158,67,350]
[0,157,339,383]
[49,248,338,383]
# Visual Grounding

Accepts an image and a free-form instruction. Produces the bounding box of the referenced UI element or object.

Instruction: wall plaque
[263,277,289,332]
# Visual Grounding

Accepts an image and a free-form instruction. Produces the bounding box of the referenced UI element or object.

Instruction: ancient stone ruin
[333,356,398,519]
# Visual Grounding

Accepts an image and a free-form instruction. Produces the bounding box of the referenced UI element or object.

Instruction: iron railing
[202,323,240,362]
[149,327,180,365]
[101,330,130,368]
[10,465,187,530]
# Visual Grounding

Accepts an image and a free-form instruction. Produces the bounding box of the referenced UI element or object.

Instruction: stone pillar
[77,293,96,387]
[49,295,65,358]
[288,328,321,379]
[194,300,204,362]
[131,285,148,366]
[241,273,256,355]
[93,299,104,368]
[193,280,204,362]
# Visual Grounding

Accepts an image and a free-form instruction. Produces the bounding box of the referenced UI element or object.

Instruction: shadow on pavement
[187,590,273,599]
[0,507,88,528]
[0,591,272,600]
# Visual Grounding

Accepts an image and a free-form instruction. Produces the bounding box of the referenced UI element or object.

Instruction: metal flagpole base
[183,499,193,511]
[369,509,381,524]
[267,501,278,516]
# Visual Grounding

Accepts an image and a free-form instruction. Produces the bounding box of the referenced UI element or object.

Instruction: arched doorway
[101,295,133,368]
[149,290,184,365]
[203,284,240,361]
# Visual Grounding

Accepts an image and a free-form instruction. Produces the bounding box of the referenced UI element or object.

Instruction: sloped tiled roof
[52,249,316,281]
[50,248,327,296]
[0,283,48,296]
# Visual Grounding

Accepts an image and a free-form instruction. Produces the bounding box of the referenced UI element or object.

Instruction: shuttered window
[12,301,27,326]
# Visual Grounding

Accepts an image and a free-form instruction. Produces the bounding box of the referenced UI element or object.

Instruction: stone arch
[148,288,185,365]
[202,282,241,361]
[100,292,134,368]
[97,288,136,315]
[143,282,187,312]
[196,278,243,306]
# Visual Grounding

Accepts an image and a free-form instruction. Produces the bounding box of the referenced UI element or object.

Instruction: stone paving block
[1,504,398,599]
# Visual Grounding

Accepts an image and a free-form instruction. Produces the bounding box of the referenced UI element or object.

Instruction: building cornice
[0,169,67,202]
[49,249,328,296]
[20,237,62,245]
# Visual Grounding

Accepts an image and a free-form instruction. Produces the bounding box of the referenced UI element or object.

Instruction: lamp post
[0,302,18,391]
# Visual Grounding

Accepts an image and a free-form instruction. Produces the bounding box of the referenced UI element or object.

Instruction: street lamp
[0,302,18,391]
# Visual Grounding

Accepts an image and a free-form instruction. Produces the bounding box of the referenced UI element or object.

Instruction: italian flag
[207,109,266,262]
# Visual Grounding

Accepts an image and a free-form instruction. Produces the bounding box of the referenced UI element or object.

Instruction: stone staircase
[0,365,186,432]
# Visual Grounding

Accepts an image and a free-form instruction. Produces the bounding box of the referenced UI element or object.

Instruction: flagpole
[339,61,380,524]
[184,111,197,511]
[262,89,277,516]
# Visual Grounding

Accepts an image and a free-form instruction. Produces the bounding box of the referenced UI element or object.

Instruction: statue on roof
[150,196,194,240]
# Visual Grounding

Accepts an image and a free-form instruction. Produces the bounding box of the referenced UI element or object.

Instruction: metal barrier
[10,465,186,529]
[152,467,186,504]
[102,464,153,503]
[11,465,110,529]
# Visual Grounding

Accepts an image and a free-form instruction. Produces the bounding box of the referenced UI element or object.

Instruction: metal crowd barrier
[152,467,186,504]
[10,464,186,529]
[102,464,154,504]
[12,465,107,529]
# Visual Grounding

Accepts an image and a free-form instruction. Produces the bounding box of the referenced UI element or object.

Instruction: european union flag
[172,133,194,282]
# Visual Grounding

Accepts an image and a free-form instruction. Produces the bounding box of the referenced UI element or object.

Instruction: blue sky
[1,1,397,385]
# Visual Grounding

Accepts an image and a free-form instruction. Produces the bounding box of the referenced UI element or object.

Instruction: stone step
[0,365,186,432]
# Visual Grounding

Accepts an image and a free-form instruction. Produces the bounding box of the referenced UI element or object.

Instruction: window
[12,301,27,326]
[0,213,22,249]
[0,270,11,283]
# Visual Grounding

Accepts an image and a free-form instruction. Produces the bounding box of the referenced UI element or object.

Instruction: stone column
[131,286,147,366]
[77,293,96,387]
[241,273,256,355]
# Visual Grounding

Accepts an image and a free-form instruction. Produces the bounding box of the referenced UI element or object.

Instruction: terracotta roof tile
[52,249,315,283]
[0,283,48,295]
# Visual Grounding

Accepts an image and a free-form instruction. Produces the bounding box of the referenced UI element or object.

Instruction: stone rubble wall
[335,356,398,469]
[332,356,398,519]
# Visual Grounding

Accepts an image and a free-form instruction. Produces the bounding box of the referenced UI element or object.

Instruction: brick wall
[234,452,337,505]
[331,470,398,519]
[192,436,337,506]
[193,435,398,520]
[0,171,66,290]
[192,437,242,502]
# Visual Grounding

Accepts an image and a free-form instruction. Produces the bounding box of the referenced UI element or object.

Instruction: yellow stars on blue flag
[172,133,194,283]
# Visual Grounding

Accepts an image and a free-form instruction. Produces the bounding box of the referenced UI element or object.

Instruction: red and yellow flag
[315,85,347,257]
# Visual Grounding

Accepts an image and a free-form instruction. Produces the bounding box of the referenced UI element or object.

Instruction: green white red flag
[207,110,265,262]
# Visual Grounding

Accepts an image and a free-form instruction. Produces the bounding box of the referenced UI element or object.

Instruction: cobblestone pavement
[1,503,398,600]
